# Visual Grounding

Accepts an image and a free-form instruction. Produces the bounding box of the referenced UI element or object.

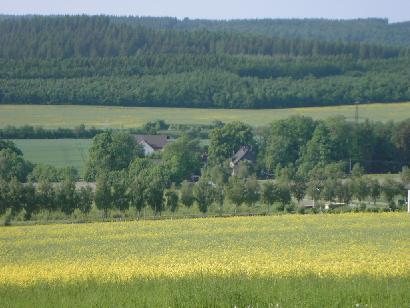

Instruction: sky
[1,0,409,23]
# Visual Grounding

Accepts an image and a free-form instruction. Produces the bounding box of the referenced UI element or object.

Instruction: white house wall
[140,141,155,155]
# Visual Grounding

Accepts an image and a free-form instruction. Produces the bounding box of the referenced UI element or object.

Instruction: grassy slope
[1,102,410,128]
[1,214,409,307]
[12,139,91,174]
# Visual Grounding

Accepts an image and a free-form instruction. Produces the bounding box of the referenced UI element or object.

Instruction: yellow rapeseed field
[1,213,410,287]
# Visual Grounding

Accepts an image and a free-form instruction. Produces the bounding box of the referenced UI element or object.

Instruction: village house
[229,146,256,176]
[133,134,172,156]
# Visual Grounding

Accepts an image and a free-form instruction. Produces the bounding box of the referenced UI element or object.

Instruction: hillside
[3,15,410,47]
[114,17,410,47]
[0,15,409,109]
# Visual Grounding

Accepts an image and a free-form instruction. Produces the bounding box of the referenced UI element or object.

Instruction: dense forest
[3,15,410,47]
[0,16,409,109]
[113,17,410,47]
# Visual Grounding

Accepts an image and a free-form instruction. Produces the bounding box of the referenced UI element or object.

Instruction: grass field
[1,102,410,128]
[1,213,410,307]
[12,139,91,175]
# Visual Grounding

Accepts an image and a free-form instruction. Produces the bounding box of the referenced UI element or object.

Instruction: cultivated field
[1,213,409,307]
[12,139,91,174]
[1,102,410,128]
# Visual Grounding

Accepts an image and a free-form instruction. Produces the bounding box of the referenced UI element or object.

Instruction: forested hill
[3,15,410,47]
[0,15,409,109]
[113,17,410,48]
[0,16,403,60]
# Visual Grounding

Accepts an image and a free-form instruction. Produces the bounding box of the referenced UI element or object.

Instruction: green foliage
[22,182,38,220]
[180,181,195,208]
[108,171,129,212]
[208,122,255,165]
[143,120,169,134]
[382,178,404,209]
[244,176,260,207]
[193,177,215,214]
[261,181,277,208]
[351,163,365,177]
[162,135,202,184]
[299,123,338,175]
[226,176,246,211]
[352,177,370,202]
[55,178,77,216]
[368,179,381,205]
[335,180,354,205]
[0,139,22,155]
[0,125,102,139]
[321,178,338,202]
[263,116,316,173]
[94,173,113,217]
[85,131,143,181]
[205,164,231,186]
[36,179,57,213]
[76,186,93,215]
[276,184,292,208]
[0,148,32,181]
[401,166,410,185]
[0,178,9,215]
[128,177,146,218]
[1,16,403,61]
[6,177,25,216]
[118,16,410,47]
[393,119,410,163]
[165,187,179,213]
[144,175,166,216]
[0,17,409,109]
[290,175,307,203]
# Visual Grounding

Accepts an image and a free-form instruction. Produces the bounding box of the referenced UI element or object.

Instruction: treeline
[1,116,410,224]
[0,54,369,79]
[2,54,409,80]
[1,137,409,223]
[114,17,410,47]
[0,125,103,139]
[3,15,410,47]
[2,70,410,108]
[0,16,404,60]
[259,117,410,175]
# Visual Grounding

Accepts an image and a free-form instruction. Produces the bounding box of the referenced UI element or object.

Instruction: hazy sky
[2,0,409,22]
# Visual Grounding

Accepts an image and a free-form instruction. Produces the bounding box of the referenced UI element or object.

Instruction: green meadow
[12,139,91,174]
[1,102,409,128]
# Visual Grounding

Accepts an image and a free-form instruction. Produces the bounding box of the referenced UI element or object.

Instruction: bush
[359,203,367,212]
[276,203,285,212]
[285,203,295,213]
[297,206,305,215]
[366,207,380,213]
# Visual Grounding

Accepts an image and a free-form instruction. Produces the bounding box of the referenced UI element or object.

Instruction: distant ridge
[0,15,409,109]
[1,15,410,46]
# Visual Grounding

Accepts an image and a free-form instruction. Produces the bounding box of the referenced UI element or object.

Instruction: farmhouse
[133,134,172,155]
[230,146,256,176]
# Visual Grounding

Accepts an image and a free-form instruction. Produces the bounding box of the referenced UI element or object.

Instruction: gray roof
[231,146,255,165]
[133,135,171,150]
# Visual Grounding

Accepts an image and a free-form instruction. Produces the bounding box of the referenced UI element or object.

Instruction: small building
[133,135,172,156]
[229,146,256,176]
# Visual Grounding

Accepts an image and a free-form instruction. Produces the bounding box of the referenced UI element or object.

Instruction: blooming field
[1,213,410,306]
